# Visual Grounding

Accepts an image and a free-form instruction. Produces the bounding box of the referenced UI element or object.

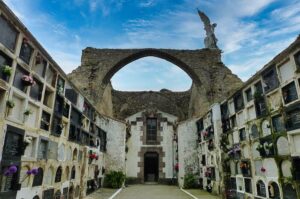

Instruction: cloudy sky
[3,0,300,91]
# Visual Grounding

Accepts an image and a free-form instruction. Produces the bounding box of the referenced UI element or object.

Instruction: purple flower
[8,165,17,174]
[31,168,39,175]
[4,170,10,176]
[26,170,32,175]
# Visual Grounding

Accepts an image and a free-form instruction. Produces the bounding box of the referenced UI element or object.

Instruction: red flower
[174,163,179,172]
[260,167,266,172]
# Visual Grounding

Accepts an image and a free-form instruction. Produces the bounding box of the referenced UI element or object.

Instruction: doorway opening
[144,152,159,182]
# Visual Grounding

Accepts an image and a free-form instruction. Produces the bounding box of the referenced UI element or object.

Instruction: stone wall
[112,89,190,121]
[99,117,126,172]
[177,118,199,187]
[68,48,243,120]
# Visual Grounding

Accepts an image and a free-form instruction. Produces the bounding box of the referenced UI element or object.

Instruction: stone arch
[71,166,76,180]
[69,185,74,199]
[256,180,266,197]
[251,124,259,139]
[68,48,242,119]
[261,119,271,136]
[65,166,70,181]
[282,183,297,199]
[55,166,62,183]
[281,160,292,177]
[268,181,280,199]
[102,49,202,85]
[73,148,78,161]
[45,166,54,185]
[75,185,80,197]
[66,146,72,161]
[54,190,61,199]
[32,167,44,187]
[242,144,250,158]
[276,136,290,155]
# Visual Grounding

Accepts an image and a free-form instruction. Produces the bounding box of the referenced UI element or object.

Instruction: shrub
[104,171,125,188]
[1,65,12,76]
[183,173,196,189]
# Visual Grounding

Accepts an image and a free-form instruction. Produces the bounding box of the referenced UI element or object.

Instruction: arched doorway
[268,181,280,199]
[144,152,159,182]
[69,186,74,199]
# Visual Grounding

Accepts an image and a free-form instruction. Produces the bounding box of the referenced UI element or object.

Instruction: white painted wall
[125,110,177,180]
[126,112,142,178]
[100,117,126,172]
[177,118,198,187]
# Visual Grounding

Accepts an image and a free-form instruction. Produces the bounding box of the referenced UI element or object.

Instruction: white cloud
[139,0,156,8]
[271,1,300,20]
[88,0,125,15]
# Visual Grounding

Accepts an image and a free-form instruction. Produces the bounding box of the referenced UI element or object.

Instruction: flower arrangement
[21,75,36,86]
[1,65,12,76]
[233,145,241,152]
[24,109,32,115]
[205,168,212,177]
[20,167,39,183]
[202,131,208,137]
[227,145,241,158]
[6,100,15,109]
[3,165,18,176]
[227,149,234,156]
[26,168,39,175]
[88,150,98,161]
[240,162,248,169]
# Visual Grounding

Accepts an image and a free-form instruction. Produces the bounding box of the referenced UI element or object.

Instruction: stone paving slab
[86,185,221,199]
[85,188,118,199]
[114,185,191,199]
[184,189,220,199]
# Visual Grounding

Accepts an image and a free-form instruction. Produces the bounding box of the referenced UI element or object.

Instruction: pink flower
[21,75,36,86]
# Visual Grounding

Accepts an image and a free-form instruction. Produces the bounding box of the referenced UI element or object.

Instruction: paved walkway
[86,185,220,199]
[114,185,190,199]
[86,188,118,199]
[184,189,219,199]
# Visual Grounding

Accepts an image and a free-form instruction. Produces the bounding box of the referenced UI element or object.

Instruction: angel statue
[197,9,218,49]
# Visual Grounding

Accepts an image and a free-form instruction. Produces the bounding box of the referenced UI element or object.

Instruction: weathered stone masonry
[68,48,242,120]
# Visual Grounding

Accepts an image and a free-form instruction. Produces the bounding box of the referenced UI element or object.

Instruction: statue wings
[197,9,211,29]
